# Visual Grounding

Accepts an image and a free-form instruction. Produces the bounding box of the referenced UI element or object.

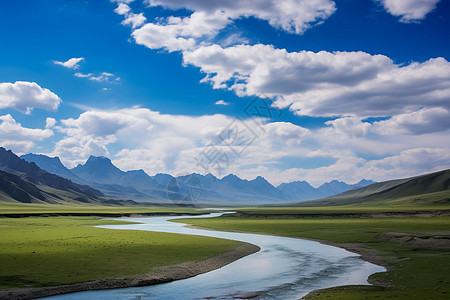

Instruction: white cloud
[183,44,450,118]
[89,72,117,82]
[323,107,450,138]
[111,0,135,3]
[263,122,310,146]
[123,12,146,28]
[372,107,450,135]
[52,136,112,168]
[53,57,85,69]
[45,117,57,129]
[377,0,441,22]
[114,3,130,15]
[119,0,449,120]
[0,81,62,114]
[325,117,371,138]
[241,147,450,187]
[74,71,119,83]
[123,0,336,52]
[46,105,450,186]
[0,141,35,154]
[115,3,146,28]
[52,107,312,174]
[215,100,230,106]
[0,114,53,142]
[74,72,93,78]
[132,11,228,52]
[45,0,450,186]
[145,0,337,34]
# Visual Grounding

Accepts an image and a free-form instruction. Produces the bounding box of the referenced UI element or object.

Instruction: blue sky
[1,0,449,186]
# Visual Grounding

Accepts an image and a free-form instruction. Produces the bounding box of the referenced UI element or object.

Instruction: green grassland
[227,205,450,215]
[0,202,204,215]
[178,212,450,299]
[0,216,242,289]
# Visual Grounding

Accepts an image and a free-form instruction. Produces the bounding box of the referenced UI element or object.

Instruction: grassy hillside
[294,169,450,207]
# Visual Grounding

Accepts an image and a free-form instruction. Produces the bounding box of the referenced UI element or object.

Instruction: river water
[42,213,385,300]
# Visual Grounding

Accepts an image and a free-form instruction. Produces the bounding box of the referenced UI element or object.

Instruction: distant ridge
[22,152,376,204]
[278,179,376,201]
[294,169,450,207]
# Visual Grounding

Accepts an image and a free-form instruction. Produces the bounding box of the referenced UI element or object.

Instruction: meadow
[0,202,203,215]
[178,208,450,300]
[1,202,449,299]
[0,216,242,289]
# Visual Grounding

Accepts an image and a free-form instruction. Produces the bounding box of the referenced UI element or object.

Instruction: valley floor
[0,214,258,300]
[1,205,449,300]
[178,207,450,300]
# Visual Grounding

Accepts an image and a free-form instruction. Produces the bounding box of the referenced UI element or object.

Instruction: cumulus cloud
[117,2,450,120]
[53,57,85,69]
[0,140,35,154]
[238,146,450,187]
[0,81,62,114]
[52,136,112,167]
[183,45,450,118]
[372,107,450,135]
[263,122,310,146]
[52,107,311,174]
[145,0,337,34]
[132,11,228,52]
[325,117,371,138]
[115,3,146,28]
[377,0,441,22]
[323,107,450,138]
[123,12,146,28]
[45,117,57,129]
[45,105,450,186]
[0,114,53,154]
[64,0,450,185]
[122,0,336,52]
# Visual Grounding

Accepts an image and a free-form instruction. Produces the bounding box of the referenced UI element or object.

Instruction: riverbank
[0,216,260,300]
[186,223,389,285]
[181,214,450,299]
[0,243,259,300]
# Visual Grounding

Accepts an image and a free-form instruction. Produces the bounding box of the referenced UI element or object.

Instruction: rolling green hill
[294,169,450,207]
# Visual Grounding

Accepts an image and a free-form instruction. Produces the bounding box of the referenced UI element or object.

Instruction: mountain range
[0,148,102,204]
[1,148,448,206]
[294,168,450,207]
[20,152,375,204]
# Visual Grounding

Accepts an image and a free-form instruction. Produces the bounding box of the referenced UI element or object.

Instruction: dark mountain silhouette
[0,169,46,203]
[0,147,102,204]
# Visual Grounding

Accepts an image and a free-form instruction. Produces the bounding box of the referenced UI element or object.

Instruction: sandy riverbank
[0,243,260,300]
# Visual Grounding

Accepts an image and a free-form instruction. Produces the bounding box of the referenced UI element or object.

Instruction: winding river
[42,213,385,300]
